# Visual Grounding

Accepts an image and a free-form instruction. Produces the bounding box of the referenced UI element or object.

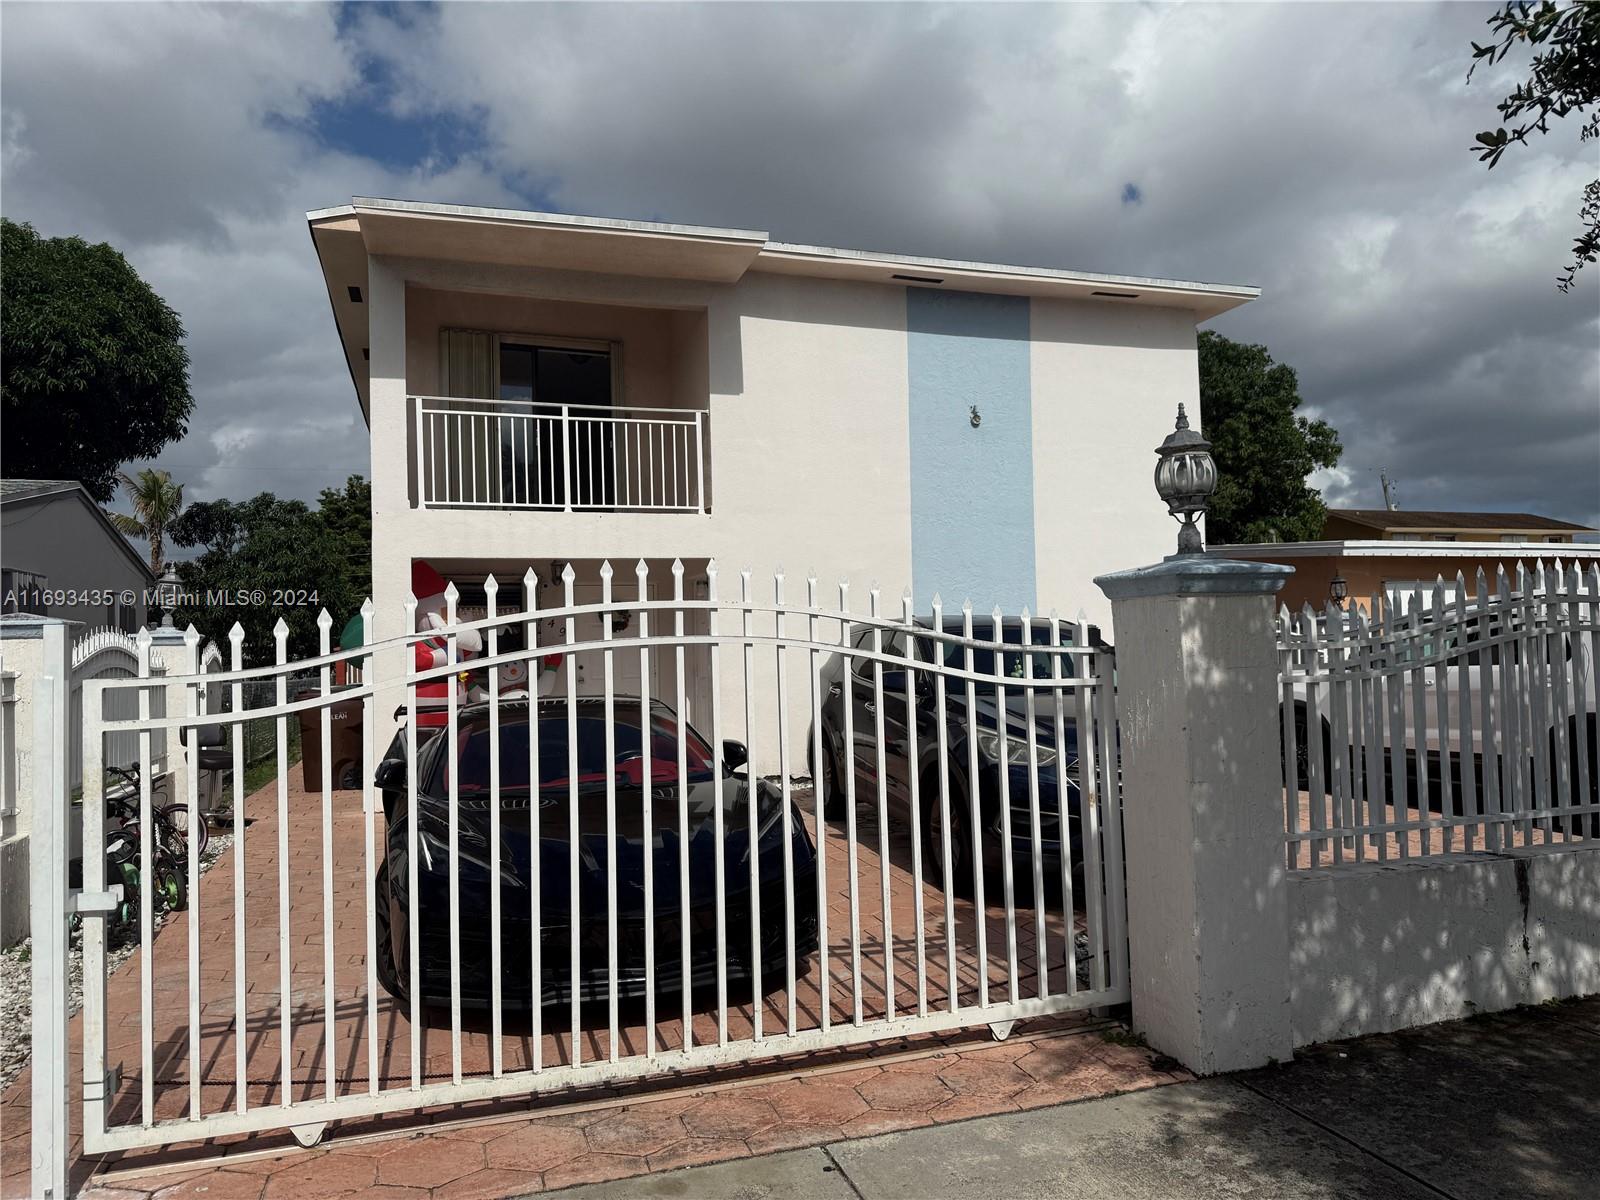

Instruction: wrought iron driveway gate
[69,561,1128,1157]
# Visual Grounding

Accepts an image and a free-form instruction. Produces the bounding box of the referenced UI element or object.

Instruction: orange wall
[1245,550,1580,617]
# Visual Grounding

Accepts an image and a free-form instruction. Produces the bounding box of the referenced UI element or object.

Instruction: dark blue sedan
[374,697,820,1008]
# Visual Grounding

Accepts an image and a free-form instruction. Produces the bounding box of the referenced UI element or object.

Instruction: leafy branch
[1468,1,1600,291]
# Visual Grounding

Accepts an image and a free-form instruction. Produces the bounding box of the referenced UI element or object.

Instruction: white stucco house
[307,197,1256,733]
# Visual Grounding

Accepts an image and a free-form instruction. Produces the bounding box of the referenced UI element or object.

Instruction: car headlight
[976,733,1057,768]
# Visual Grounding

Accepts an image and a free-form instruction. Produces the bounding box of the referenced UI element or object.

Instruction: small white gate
[73,561,1128,1156]
[69,629,167,799]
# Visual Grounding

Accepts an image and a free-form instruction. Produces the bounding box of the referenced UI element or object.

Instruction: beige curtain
[437,329,498,502]
[438,329,495,398]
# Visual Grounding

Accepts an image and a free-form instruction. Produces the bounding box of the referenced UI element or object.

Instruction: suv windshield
[917,628,1076,685]
[437,709,718,794]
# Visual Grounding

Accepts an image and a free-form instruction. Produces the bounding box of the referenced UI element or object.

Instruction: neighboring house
[1322,508,1594,544]
[1,479,154,630]
[1212,509,1600,616]
[307,197,1257,742]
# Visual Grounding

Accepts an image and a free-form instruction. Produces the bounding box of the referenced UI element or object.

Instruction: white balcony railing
[413,397,708,513]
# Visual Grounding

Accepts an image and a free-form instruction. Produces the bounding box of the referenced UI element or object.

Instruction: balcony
[414,397,709,513]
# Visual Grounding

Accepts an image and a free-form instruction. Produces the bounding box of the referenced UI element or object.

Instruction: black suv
[811,616,1109,898]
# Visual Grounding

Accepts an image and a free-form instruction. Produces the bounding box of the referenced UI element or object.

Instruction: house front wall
[364,253,1201,754]
[1030,298,1200,625]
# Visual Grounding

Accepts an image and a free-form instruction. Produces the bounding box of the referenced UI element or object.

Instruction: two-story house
[308,197,1256,740]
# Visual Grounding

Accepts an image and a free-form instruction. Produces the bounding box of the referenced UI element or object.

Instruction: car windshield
[439,709,718,794]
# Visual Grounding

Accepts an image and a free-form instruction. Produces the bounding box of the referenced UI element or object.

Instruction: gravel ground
[0,828,234,1096]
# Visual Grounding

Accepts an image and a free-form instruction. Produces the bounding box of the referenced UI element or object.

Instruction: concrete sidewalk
[550,998,1600,1199]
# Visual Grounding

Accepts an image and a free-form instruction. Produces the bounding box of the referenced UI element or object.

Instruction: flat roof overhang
[348,197,770,281]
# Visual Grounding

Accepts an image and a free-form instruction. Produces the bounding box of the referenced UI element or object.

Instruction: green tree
[168,481,370,659]
[315,475,372,603]
[109,467,184,574]
[1,219,194,500]
[1197,331,1343,545]
[1468,0,1600,291]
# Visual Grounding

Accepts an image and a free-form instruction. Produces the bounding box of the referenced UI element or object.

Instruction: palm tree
[110,468,184,574]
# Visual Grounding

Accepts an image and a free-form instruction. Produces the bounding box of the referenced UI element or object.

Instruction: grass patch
[1101,1026,1148,1049]
[238,716,303,797]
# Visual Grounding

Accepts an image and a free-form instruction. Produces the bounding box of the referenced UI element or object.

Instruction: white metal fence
[414,396,709,512]
[1278,561,1600,868]
[73,561,1126,1155]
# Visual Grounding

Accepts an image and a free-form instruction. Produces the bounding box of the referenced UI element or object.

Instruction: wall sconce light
[969,405,982,428]
[611,611,632,634]
[1329,575,1349,610]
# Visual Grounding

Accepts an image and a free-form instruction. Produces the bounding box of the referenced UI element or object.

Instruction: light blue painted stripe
[906,288,1035,612]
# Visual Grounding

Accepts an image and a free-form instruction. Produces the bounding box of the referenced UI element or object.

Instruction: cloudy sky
[4,1,1597,529]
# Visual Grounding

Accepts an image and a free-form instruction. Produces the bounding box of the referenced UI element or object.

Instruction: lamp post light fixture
[1153,402,1218,556]
[157,563,180,628]
[1329,574,1349,610]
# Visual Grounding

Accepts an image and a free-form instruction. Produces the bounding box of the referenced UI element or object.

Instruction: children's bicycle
[103,762,209,860]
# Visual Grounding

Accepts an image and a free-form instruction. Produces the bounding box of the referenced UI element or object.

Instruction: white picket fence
[72,561,1128,1155]
[1278,561,1600,869]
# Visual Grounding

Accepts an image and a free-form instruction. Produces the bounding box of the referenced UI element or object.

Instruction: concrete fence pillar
[150,622,202,811]
[1095,556,1295,1074]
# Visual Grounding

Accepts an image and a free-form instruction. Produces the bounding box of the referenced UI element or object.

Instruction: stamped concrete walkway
[555,996,1600,1200]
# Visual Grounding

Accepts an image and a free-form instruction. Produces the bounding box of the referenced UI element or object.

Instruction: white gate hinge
[71,886,124,915]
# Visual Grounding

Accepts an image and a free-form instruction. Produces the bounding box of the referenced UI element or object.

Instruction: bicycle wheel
[158,802,209,859]
[152,853,187,913]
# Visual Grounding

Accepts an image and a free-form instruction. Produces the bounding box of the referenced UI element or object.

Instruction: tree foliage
[1468,0,1600,291]
[315,476,372,604]
[109,467,184,574]
[168,480,371,660]
[1,219,194,500]
[1197,331,1343,546]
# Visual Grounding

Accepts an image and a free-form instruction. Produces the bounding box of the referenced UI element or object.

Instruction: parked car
[373,697,820,1008]
[810,616,1105,897]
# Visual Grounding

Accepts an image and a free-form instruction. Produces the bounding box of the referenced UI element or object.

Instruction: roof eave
[756,241,1259,317]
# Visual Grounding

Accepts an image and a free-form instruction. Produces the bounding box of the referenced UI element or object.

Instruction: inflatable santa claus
[412,560,483,728]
